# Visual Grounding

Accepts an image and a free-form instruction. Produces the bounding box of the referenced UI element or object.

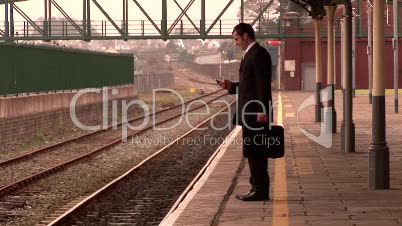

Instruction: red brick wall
[282,37,402,90]
[282,39,302,90]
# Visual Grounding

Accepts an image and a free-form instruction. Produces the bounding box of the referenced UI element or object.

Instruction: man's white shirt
[242,41,257,59]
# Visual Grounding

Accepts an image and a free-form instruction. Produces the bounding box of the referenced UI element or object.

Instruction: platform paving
[163,92,402,226]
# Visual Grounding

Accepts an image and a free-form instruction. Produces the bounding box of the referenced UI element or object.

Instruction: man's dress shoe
[235,191,269,201]
[234,190,253,200]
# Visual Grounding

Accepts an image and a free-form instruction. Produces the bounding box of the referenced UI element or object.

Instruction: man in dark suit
[218,23,272,201]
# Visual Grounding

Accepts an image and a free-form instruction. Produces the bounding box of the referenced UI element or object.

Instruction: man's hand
[217,79,232,91]
[256,113,268,123]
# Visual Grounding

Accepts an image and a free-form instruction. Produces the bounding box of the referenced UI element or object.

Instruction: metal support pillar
[44,0,48,36]
[121,0,126,36]
[82,0,91,39]
[83,0,86,37]
[240,0,244,23]
[352,15,356,97]
[314,19,323,123]
[123,0,126,36]
[344,1,355,153]
[201,0,205,39]
[341,16,346,152]
[125,0,128,37]
[10,1,14,38]
[4,0,9,40]
[393,0,399,113]
[122,0,128,39]
[87,0,91,36]
[368,2,373,104]
[334,25,336,88]
[325,6,337,134]
[48,0,52,37]
[369,0,390,190]
[162,0,167,40]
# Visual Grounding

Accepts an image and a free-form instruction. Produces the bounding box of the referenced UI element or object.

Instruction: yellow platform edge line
[272,92,289,226]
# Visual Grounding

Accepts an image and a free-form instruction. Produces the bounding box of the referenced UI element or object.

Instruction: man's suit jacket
[229,42,272,129]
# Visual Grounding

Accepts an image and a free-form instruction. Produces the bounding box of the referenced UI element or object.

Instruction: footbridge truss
[0,0,329,41]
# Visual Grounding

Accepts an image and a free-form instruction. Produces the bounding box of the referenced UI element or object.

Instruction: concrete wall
[0,86,137,143]
[0,86,136,118]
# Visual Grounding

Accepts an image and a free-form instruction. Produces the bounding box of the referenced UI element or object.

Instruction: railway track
[0,90,227,197]
[43,100,236,226]
[174,69,217,85]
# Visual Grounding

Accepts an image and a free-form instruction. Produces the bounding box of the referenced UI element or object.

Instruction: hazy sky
[0,0,243,22]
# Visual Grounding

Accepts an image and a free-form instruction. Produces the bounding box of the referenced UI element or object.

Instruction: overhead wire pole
[393,0,398,113]
[369,0,389,190]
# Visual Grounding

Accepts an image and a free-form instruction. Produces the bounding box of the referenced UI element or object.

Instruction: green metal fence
[0,44,134,95]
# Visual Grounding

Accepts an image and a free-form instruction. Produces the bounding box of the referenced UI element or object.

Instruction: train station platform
[162,92,402,226]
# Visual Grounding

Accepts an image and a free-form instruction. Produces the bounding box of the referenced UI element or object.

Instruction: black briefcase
[256,125,285,159]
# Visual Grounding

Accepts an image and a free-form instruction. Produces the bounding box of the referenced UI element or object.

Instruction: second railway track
[0,90,228,197]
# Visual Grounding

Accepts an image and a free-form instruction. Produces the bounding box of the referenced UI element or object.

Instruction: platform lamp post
[369,0,390,190]
[314,19,324,122]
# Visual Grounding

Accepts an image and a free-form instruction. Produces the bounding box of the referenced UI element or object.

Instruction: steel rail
[0,89,223,167]
[45,99,236,226]
[0,92,229,197]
